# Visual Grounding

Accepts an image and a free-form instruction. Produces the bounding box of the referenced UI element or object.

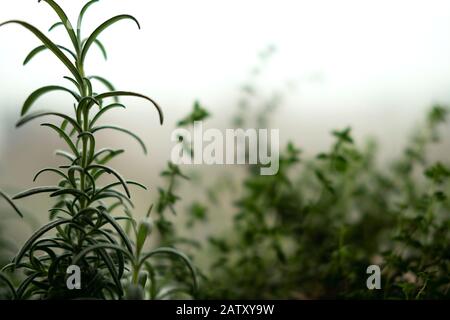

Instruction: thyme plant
[175,52,449,299]
[195,104,449,299]
[143,103,210,299]
[0,0,196,300]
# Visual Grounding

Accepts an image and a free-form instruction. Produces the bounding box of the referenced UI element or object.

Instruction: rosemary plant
[0,0,196,300]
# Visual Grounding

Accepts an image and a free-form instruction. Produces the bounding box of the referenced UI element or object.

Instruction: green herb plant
[195,103,449,299]
[0,0,196,300]
[175,50,449,299]
[141,102,210,299]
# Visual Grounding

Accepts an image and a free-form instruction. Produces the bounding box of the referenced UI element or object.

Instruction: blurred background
[1,0,450,251]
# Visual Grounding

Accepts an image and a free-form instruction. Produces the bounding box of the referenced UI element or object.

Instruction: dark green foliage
[1,4,448,300]
[0,0,196,300]
[176,51,449,300]
[191,104,449,299]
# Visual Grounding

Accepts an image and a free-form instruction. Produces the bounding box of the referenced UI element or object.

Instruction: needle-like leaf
[90,103,126,126]
[48,21,63,32]
[16,111,82,133]
[95,91,163,125]
[23,45,76,65]
[97,209,134,254]
[77,0,99,40]
[88,76,118,102]
[33,168,70,183]
[0,20,82,83]
[72,243,133,266]
[86,164,130,198]
[14,219,71,266]
[13,186,61,200]
[94,149,124,165]
[38,0,79,54]
[80,15,140,65]
[41,123,79,156]
[21,86,81,116]
[91,125,147,154]
[0,190,24,218]
[94,39,108,60]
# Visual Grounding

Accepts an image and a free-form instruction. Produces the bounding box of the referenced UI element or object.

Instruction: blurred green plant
[191,103,449,299]
[142,102,211,299]
[0,0,196,300]
[172,49,449,299]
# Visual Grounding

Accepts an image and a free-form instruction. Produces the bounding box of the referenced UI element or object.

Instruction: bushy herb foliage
[190,105,449,299]
[0,5,448,300]
[175,52,450,299]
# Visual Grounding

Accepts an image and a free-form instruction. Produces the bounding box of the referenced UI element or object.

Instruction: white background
[1,0,450,161]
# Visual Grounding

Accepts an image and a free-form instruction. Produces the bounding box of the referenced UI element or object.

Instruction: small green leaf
[0,189,24,218]
[33,168,69,183]
[93,148,124,164]
[95,91,163,124]
[315,170,335,194]
[428,105,448,125]
[16,110,82,133]
[21,86,80,116]
[425,162,450,184]
[96,181,147,195]
[14,219,71,265]
[91,125,147,154]
[23,45,76,65]
[94,39,108,60]
[88,76,117,99]
[86,164,130,198]
[97,209,134,254]
[72,243,133,265]
[63,76,81,91]
[0,20,82,83]
[138,271,148,288]
[55,150,77,163]
[90,103,126,126]
[48,21,63,32]
[39,0,79,54]
[13,186,60,200]
[136,217,153,255]
[77,0,99,40]
[177,101,210,126]
[332,127,353,144]
[332,155,348,172]
[80,15,140,65]
[50,188,90,201]
[434,191,447,202]
[41,123,79,156]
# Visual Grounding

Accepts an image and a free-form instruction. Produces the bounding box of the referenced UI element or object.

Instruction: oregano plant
[0,0,196,300]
